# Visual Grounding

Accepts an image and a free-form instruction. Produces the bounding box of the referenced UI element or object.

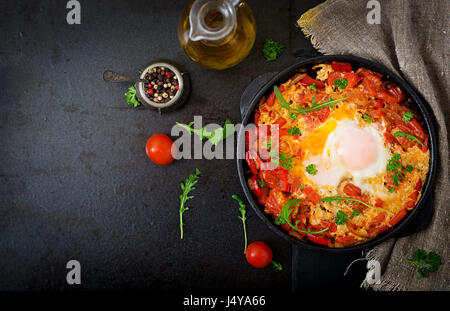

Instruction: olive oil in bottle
[178,0,256,70]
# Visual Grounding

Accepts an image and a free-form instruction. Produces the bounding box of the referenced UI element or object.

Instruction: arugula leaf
[287,126,300,136]
[271,261,283,271]
[306,164,318,176]
[335,210,349,225]
[320,196,394,215]
[393,131,423,146]
[232,194,248,254]
[179,168,201,239]
[275,85,346,114]
[334,78,348,89]
[402,111,414,122]
[406,249,442,279]
[362,113,372,123]
[176,119,235,146]
[275,199,329,235]
[262,39,283,61]
[124,85,141,107]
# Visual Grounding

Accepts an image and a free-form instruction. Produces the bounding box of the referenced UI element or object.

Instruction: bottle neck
[188,0,239,43]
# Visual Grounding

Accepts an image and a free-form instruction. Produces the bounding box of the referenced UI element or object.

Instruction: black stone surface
[0,0,389,291]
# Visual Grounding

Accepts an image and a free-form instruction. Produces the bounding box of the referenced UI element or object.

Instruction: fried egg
[301,118,389,195]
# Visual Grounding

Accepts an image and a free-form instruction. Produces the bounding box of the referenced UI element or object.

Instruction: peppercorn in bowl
[136,61,190,112]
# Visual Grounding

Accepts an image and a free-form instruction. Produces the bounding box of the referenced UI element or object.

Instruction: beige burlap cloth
[297,0,449,291]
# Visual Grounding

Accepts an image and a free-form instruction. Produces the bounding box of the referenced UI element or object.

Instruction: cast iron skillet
[236,55,437,253]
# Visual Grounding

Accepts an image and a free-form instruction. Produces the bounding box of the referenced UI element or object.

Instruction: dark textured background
[0,0,369,291]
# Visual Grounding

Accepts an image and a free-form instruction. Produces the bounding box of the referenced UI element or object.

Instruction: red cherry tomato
[145,134,175,165]
[245,241,273,268]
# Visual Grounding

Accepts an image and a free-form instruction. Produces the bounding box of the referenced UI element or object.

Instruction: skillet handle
[239,72,277,120]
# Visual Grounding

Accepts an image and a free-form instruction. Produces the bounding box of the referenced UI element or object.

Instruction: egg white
[303,119,389,196]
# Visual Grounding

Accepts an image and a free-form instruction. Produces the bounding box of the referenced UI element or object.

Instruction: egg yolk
[337,126,379,171]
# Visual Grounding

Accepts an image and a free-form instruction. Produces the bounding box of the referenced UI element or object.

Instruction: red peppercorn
[175,85,179,90]
[147,83,152,88]
[165,72,171,78]
[148,89,154,95]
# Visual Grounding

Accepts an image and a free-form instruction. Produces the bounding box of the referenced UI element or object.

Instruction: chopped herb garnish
[288,126,300,136]
[351,208,360,219]
[275,199,329,235]
[335,210,349,225]
[275,85,346,114]
[299,185,305,190]
[257,179,266,188]
[402,111,414,122]
[362,113,372,123]
[279,153,293,169]
[334,78,348,89]
[289,112,298,120]
[320,196,394,215]
[179,168,201,239]
[393,131,423,146]
[402,164,413,173]
[388,187,395,193]
[406,249,442,279]
[262,39,283,61]
[308,83,317,92]
[306,164,318,176]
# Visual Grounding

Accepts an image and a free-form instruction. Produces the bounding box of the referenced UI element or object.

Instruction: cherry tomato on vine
[145,134,176,165]
[245,241,273,268]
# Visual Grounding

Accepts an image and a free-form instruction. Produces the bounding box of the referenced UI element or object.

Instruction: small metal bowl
[136,60,190,113]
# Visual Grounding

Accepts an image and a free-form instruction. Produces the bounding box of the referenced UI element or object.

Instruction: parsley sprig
[287,126,300,136]
[306,164,318,176]
[124,85,141,107]
[387,153,414,189]
[263,39,283,61]
[275,86,346,114]
[279,153,293,169]
[335,210,348,225]
[232,194,248,254]
[334,208,360,225]
[275,199,329,235]
[406,249,442,279]
[320,196,393,215]
[307,83,317,92]
[179,168,201,239]
[334,78,348,89]
[362,113,372,123]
